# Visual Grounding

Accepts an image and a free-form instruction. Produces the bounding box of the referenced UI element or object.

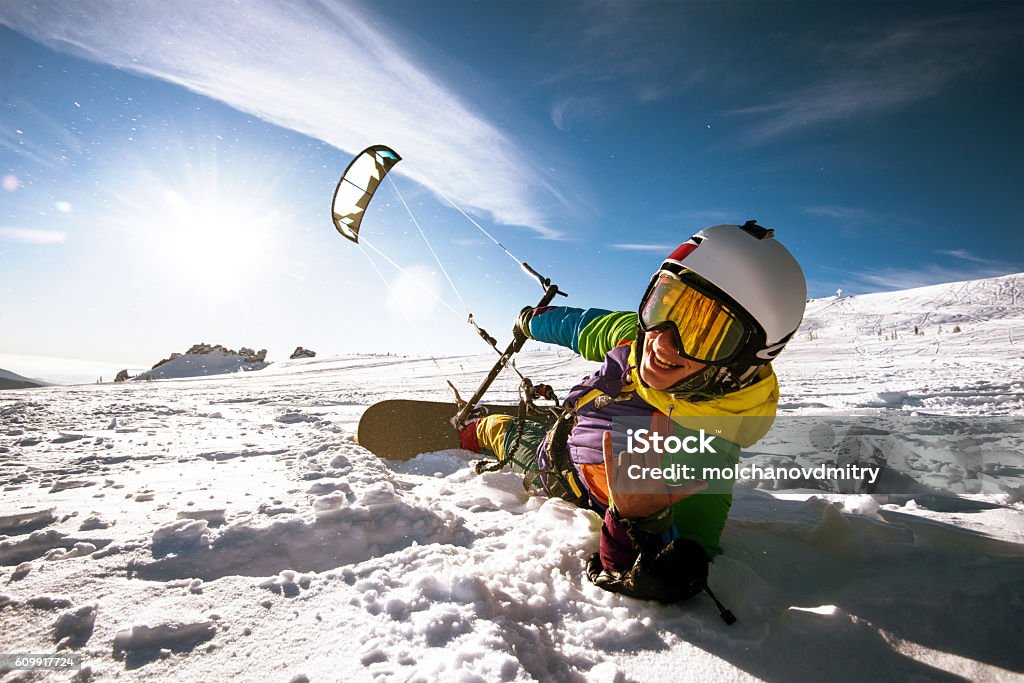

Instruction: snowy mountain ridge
[0,367,48,391]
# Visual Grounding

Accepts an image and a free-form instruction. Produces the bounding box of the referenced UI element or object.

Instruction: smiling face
[638,328,708,390]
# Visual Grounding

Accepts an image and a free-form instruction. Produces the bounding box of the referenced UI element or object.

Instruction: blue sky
[1,1,1021,366]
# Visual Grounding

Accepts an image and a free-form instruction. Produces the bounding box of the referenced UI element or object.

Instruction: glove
[587,536,708,603]
[591,507,737,623]
[512,306,536,342]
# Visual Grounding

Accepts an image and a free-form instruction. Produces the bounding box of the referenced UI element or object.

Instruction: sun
[150,185,277,292]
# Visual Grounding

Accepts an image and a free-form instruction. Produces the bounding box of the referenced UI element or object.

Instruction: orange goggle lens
[639,273,747,362]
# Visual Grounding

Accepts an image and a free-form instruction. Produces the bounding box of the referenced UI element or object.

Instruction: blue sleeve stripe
[530,307,613,353]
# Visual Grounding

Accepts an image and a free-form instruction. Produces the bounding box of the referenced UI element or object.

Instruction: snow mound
[134,349,268,380]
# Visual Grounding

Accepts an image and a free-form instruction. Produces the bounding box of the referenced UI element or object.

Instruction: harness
[522,382,637,509]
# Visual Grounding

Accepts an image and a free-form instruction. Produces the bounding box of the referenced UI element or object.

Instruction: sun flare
[385,265,441,321]
[150,185,277,291]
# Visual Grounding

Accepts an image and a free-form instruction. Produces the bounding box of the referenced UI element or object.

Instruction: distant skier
[459,222,806,614]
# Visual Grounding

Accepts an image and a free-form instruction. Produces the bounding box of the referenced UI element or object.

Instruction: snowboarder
[459,222,806,612]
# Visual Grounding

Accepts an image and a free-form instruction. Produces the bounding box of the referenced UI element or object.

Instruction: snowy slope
[778,273,1024,415]
[797,272,1022,361]
[0,274,1023,682]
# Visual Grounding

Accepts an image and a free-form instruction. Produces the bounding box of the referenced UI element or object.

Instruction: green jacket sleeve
[577,311,639,362]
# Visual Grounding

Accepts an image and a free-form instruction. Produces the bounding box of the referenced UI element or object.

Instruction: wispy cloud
[812,225,1022,293]
[0,227,68,244]
[539,2,708,125]
[858,265,1019,291]
[0,0,563,238]
[933,249,997,266]
[727,12,1022,145]
[803,204,903,237]
[609,210,743,252]
[0,99,84,171]
[609,243,675,253]
[825,262,1021,294]
[0,122,64,172]
[550,96,606,132]
[659,209,739,227]
[804,205,890,224]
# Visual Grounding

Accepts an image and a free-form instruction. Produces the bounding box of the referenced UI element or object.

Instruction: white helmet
[637,221,806,393]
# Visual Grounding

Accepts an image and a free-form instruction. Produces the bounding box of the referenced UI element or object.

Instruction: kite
[331,145,402,243]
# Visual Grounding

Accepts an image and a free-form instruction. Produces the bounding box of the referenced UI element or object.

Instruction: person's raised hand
[512,306,535,343]
[602,431,707,520]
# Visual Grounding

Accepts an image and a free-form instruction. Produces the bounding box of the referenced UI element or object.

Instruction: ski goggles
[638,270,758,364]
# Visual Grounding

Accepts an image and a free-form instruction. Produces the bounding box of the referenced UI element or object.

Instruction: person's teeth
[653,353,681,370]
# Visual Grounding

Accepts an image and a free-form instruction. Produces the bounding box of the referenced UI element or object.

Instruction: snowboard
[356,399,558,461]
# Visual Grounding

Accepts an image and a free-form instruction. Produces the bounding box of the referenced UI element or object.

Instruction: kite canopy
[331,145,402,243]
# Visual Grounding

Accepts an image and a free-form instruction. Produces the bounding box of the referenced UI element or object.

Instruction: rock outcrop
[239,347,268,363]
[151,343,267,369]
[290,347,316,359]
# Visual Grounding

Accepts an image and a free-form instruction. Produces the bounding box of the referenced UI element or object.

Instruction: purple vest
[536,345,661,505]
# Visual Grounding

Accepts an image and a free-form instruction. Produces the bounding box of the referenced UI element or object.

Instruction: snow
[0,273,1022,681]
